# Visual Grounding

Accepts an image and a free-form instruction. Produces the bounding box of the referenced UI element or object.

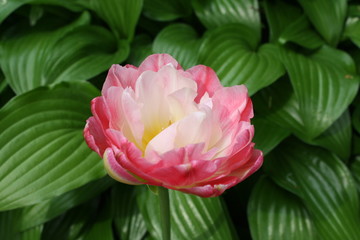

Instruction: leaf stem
[158,187,171,240]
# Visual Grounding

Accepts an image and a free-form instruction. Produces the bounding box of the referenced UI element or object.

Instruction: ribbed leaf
[307,110,352,160]
[252,117,290,155]
[111,184,146,240]
[0,209,22,240]
[127,34,153,66]
[153,24,202,69]
[280,46,359,139]
[81,220,113,240]
[199,24,285,95]
[137,186,237,240]
[264,139,360,240]
[248,176,315,240]
[264,0,302,42]
[19,176,114,231]
[193,0,261,40]
[0,82,105,211]
[80,0,143,40]
[142,0,191,21]
[20,226,42,240]
[353,97,360,134]
[351,156,360,194]
[297,0,347,46]
[0,12,129,94]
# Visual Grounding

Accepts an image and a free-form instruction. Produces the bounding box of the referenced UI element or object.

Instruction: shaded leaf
[264,139,360,240]
[127,34,153,66]
[0,82,105,211]
[142,0,191,21]
[20,225,42,240]
[153,24,202,69]
[0,12,129,94]
[248,176,315,240]
[193,0,261,41]
[351,156,360,194]
[199,24,285,95]
[137,186,237,240]
[297,0,347,46]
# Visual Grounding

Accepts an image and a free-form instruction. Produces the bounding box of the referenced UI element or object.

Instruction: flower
[84,54,263,197]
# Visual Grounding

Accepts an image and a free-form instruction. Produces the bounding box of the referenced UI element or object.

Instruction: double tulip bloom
[84,54,263,197]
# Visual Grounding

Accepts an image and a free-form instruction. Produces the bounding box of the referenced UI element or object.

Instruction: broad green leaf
[297,0,347,46]
[351,156,360,194]
[153,24,202,69]
[344,16,360,48]
[0,209,22,240]
[0,12,129,94]
[19,176,114,231]
[79,0,143,40]
[198,24,285,95]
[264,139,360,240]
[264,0,302,42]
[111,184,146,240]
[20,225,42,240]
[192,0,261,41]
[279,15,324,49]
[248,176,315,240]
[307,110,352,161]
[137,186,238,240]
[353,96,360,134]
[142,0,191,21]
[0,82,105,211]
[280,46,359,139]
[127,34,153,66]
[81,219,113,240]
[252,117,290,155]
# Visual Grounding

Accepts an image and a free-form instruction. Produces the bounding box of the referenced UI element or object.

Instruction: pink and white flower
[84,54,263,197]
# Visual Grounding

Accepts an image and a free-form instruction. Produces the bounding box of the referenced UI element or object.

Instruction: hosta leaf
[353,97,360,134]
[0,82,105,211]
[307,110,352,161]
[137,186,237,240]
[20,226,42,240]
[252,117,290,155]
[0,12,129,94]
[198,24,285,95]
[279,15,324,49]
[142,0,191,21]
[351,156,360,194]
[0,209,22,240]
[127,34,153,66]
[264,139,360,240]
[19,176,114,231]
[192,0,261,40]
[248,176,315,240]
[344,16,360,48]
[153,24,202,69]
[264,0,302,42]
[111,184,146,240]
[297,0,347,46]
[79,0,143,40]
[280,46,359,139]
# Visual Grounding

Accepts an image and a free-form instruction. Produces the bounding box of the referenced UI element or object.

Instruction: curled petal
[138,53,182,73]
[84,117,108,156]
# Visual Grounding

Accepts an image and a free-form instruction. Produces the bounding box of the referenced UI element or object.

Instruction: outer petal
[138,54,182,73]
[102,64,139,95]
[229,149,263,181]
[103,148,144,185]
[186,65,222,102]
[84,117,108,156]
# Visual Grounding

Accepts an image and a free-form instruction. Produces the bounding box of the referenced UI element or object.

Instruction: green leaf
[20,225,42,240]
[353,97,360,134]
[264,139,360,240]
[80,0,143,40]
[137,186,238,240]
[279,46,359,139]
[111,184,147,240]
[192,0,261,41]
[127,34,153,67]
[142,0,191,21]
[153,24,202,69]
[0,82,106,211]
[198,24,285,95]
[351,156,360,195]
[0,209,22,240]
[248,176,315,240]
[307,110,352,161]
[297,0,347,46]
[19,176,114,231]
[252,117,290,155]
[264,0,302,42]
[0,12,129,94]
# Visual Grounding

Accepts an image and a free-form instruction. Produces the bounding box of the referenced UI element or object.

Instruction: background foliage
[1,0,360,239]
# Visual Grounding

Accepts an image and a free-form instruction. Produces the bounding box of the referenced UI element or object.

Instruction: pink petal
[102,64,139,95]
[103,148,144,185]
[229,149,263,181]
[186,65,222,102]
[138,54,183,73]
[84,117,108,156]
